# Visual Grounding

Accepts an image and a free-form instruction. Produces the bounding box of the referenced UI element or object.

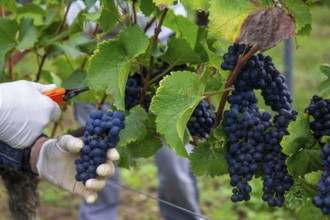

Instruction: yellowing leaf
[208,0,256,43]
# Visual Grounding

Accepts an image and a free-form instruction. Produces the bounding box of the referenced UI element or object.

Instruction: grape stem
[132,0,138,25]
[214,45,260,127]
[140,8,169,105]
[203,87,235,99]
[35,3,72,82]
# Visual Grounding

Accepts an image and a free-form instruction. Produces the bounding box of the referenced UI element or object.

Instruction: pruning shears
[42,87,89,105]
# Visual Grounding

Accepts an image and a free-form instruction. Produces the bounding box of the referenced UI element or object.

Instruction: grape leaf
[318,64,330,98]
[281,112,322,177]
[152,0,173,7]
[118,106,149,147]
[282,112,319,155]
[0,18,18,81]
[55,33,91,58]
[16,3,46,26]
[208,0,256,43]
[17,18,39,51]
[0,0,16,12]
[190,140,227,177]
[140,0,156,16]
[159,38,201,66]
[286,148,322,177]
[237,7,296,51]
[83,0,97,10]
[298,199,323,220]
[163,11,199,49]
[180,0,210,11]
[150,71,204,157]
[0,18,18,57]
[117,146,137,169]
[88,25,149,110]
[126,133,162,159]
[282,0,312,36]
[304,171,322,186]
[98,0,120,32]
[117,114,162,169]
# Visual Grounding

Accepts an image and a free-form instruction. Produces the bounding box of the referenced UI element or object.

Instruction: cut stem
[214,45,260,127]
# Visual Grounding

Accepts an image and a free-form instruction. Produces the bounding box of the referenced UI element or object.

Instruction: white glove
[0,80,61,148]
[36,135,119,204]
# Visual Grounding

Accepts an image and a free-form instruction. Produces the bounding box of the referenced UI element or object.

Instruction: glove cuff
[0,134,47,174]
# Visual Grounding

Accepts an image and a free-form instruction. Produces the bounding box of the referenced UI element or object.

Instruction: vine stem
[143,16,156,33]
[35,3,72,82]
[203,87,235,99]
[139,8,169,105]
[214,45,260,127]
[132,0,138,24]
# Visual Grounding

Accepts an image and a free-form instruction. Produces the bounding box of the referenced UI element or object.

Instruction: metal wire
[109,179,210,220]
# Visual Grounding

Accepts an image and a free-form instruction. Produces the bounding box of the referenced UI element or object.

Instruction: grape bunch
[221,43,296,207]
[75,110,125,182]
[262,109,297,207]
[313,140,330,215]
[187,100,215,138]
[223,89,273,202]
[307,95,330,140]
[124,74,153,111]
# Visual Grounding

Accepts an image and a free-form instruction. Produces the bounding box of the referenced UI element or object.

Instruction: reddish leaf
[236,7,296,51]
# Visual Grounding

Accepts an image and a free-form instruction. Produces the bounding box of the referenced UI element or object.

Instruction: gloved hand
[32,135,119,204]
[0,80,61,148]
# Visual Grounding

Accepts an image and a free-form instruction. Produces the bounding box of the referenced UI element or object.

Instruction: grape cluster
[75,110,125,182]
[262,109,297,207]
[313,140,330,214]
[187,100,215,138]
[306,95,330,214]
[221,43,251,71]
[223,89,273,202]
[124,74,153,111]
[307,95,330,140]
[221,43,296,207]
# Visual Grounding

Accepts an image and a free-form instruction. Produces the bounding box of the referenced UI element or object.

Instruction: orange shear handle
[42,88,67,105]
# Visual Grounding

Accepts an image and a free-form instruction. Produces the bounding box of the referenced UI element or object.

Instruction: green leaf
[140,0,156,16]
[159,38,201,66]
[62,69,88,89]
[163,11,199,48]
[84,0,97,10]
[319,64,330,98]
[190,140,228,177]
[88,25,149,110]
[208,0,256,43]
[152,0,174,7]
[118,106,148,147]
[126,133,162,159]
[281,112,322,176]
[282,0,312,36]
[16,3,46,26]
[98,0,120,32]
[298,199,323,220]
[0,18,18,80]
[0,0,16,12]
[117,146,137,169]
[180,0,210,10]
[282,112,319,155]
[17,18,39,51]
[0,18,18,57]
[286,148,322,177]
[150,71,204,157]
[304,171,322,186]
[56,33,92,58]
